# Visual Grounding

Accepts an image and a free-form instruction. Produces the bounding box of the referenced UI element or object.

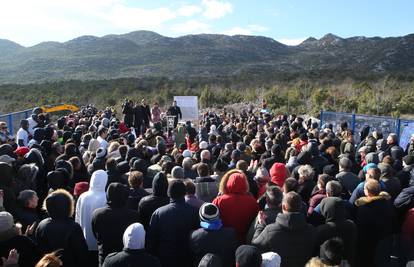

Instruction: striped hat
[199,203,220,222]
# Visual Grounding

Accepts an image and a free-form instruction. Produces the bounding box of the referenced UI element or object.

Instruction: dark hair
[282,191,302,212]
[265,186,283,208]
[106,157,117,171]
[283,178,298,193]
[184,179,196,195]
[197,163,209,177]
[118,145,128,157]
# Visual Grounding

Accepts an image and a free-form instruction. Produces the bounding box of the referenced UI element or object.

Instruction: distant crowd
[1,99,414,267]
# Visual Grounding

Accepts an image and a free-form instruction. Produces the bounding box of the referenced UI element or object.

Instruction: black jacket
[146,198,199,267]
[35,218,88,267]
[189,227,238,267]
[126,187,150,210]
[14,207,40,233]
[0,234,40,267]
[252,212,316,267]
[92,183,140,266]
[102,248,161,267]
[355,193,395,267]
[316,197,357,265]
[138,172,170,229]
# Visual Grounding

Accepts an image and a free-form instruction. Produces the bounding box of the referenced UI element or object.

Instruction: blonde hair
[108,141,120,154]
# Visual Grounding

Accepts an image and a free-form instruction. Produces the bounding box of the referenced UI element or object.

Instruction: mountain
[0,31,413,84]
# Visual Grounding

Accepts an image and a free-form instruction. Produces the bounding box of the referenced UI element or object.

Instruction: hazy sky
[0,0,412,47]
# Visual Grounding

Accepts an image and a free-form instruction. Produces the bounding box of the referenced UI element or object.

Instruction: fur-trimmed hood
[355,191,391,207]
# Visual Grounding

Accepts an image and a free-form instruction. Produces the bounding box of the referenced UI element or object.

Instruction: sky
[0,0,413,47]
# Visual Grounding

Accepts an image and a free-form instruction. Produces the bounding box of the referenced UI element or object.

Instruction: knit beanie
[199,203,220,222]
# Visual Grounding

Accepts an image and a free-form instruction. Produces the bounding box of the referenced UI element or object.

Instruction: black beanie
[235,245,262,267]
[106,183,128,207]
[319,238,344,266]
[168,179,186,200]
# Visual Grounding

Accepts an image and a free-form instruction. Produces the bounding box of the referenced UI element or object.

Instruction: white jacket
[75,169,108,250]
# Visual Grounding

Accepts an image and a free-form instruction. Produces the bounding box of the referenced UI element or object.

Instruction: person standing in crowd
[146,180,199,267]
[121,99,134,128]
[140,99,151,132]
[27,107,42,136]
[75,170,108,266]
[189,203,238,267]
[133,100,144,136]
[151,102,161,124]
[213,170,259,243]
[252,192,316,267]
[92,183,140,266]
[167,100,182,128]
[0,122,14,145]
[138,172,170,230]
[16,119,30,147]
[102,223,161,267]
[35,189,88,267]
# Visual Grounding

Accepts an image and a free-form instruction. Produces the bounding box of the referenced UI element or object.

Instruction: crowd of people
[1,99,414,267]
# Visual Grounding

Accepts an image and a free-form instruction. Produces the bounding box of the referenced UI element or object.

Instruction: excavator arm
[41,104,79,113]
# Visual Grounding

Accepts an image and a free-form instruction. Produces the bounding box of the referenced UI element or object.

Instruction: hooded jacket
[315,197,357,265]
[92,183,140,266]
[35,189,88,267]
[138,172,170,230]
[252,212,316,267]
[102,223,161,267]
[75,170,108,251]
[212,172,259,243]
[270,163,287,187]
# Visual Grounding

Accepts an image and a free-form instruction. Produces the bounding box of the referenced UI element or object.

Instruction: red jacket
[213,172,259,243]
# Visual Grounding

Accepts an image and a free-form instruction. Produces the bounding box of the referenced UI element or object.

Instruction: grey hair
[18,190,37,207]
[182,157,193,170]
[298,164,315,182]
[326,181,342,197]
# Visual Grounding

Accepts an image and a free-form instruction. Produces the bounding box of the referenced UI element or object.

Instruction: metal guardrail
[320,110,414,146]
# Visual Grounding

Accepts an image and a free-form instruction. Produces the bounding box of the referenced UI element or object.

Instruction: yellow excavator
[40,104,79,114]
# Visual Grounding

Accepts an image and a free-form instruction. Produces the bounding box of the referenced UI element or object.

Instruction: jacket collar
[355,191,391,207]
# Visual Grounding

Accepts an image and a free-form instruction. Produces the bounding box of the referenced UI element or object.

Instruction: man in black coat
[138,172,170,230]
[354,179,395,267]
[121,99,134,128]
[146,180,199,267]
[189,203,238,267]
[92,183,140,266]
[252,192,316,267]
[140,99,151,131]
[133,102,144,136]
[167,100,182,128]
